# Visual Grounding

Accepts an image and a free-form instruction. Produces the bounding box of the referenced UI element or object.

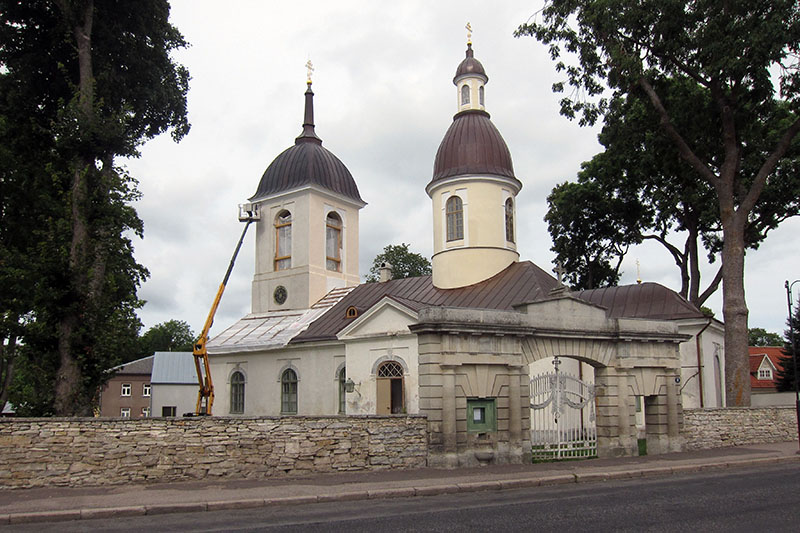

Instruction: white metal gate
[530,357,597,460]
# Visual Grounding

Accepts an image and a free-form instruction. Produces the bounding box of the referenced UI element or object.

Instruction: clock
[273,285,288,305]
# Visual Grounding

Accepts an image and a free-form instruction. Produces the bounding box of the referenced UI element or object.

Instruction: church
[207,38,725,464]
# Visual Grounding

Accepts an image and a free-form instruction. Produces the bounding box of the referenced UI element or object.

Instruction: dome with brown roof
[430,110,518,185]
[454,43,487,82]
[250,84,363,203]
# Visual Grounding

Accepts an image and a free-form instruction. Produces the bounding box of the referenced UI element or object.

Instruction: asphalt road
[8,462,800,532]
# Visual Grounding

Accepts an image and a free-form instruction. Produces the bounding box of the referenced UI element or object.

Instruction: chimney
[379,262,393,283]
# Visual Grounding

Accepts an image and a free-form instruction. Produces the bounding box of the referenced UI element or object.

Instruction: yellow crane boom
[193,205,259,415]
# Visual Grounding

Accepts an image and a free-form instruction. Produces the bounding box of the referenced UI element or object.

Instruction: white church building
[207,40,724,463]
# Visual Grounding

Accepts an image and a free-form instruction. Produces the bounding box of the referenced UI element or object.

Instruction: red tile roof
[749,346,789,389]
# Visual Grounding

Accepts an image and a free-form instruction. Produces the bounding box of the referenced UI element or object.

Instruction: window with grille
[162,406,176,417]
[461,84,470,105]
[274,210,292,270]
[120,407,131,418]
[378,361,403,378]
[142,383,151,397]
[281,369,298,414]
[230,371,245,414]
[121,383,131,397]
[326,212,342,271]
[142,407,150,418]
[758,368,772,380]
[446,196,464,241]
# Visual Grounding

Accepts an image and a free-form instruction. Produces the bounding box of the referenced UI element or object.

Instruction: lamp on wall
[344,378,356,393]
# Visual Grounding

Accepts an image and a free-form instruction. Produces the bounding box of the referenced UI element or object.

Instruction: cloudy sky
[124,0,800,340]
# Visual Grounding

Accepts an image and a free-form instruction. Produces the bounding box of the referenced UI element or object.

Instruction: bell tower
[248,71,365,312]
[427,36,522,289]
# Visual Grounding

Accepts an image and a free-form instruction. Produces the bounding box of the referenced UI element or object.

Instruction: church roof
[293,267,707,345]
[454,43,487,82]
[250,84,363,204]
[207,286,355,354]
[572,283,706,320]
[292,261,558,343]
[430,110,518,185]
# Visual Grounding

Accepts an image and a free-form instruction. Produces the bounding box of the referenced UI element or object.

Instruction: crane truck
[193,203,260,415]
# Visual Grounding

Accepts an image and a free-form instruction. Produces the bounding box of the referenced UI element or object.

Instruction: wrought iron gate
[530,357,597,460]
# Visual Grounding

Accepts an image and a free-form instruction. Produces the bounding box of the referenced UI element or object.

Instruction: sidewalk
[1,441,798,525]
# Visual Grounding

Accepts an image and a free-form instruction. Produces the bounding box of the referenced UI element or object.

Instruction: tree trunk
[0,334,17,414]
[54,0,95,416]
[720,218,750,406]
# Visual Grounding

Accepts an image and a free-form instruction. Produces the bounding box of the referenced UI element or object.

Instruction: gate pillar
[595,367,637,457]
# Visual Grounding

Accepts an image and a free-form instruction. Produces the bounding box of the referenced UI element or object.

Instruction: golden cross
[466,22,472,45]
[305,59,314,84]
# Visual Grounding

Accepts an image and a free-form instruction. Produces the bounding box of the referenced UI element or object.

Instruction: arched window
[338,367,347,414]
[326,212,342,272]
[281,368,298,414]
[274,210,292,271]
[479,85,484,106]
[377,361,404,414]
[461,84,470,105]
[505,198,514,243]
[446,196,464,241]
[230,371,245,414]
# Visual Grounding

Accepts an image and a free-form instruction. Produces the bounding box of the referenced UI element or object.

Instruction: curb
[2,455,797,525]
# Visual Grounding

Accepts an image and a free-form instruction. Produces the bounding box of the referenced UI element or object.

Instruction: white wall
[151,384,197,417]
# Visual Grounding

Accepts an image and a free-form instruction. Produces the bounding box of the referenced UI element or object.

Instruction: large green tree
[366,244,432,282]
[517,0,800,406]
[547,78,800,305]
[748,328,783,348]
[138,320,196,359]
[0,0,189,415]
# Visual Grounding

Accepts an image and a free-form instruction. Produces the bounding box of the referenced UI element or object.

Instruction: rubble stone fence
[683,407,796,450]
[0,415,428,489]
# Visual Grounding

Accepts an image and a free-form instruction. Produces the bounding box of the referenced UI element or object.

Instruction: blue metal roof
[151,352,197,385]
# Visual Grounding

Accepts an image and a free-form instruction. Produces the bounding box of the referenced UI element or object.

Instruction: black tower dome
[250,83,363,203]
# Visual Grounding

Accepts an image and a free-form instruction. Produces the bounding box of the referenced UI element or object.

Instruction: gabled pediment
[337,296,418,340]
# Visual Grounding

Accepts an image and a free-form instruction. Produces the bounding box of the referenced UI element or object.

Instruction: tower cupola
[249,73,365,313]
[427,37,522,289]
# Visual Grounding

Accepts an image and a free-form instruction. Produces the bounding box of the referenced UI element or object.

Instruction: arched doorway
[377,361,404,414]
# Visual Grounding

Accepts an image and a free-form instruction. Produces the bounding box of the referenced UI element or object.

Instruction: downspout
[695,319,713,408]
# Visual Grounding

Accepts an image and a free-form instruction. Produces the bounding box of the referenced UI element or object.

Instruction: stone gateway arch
[412,293,687,466]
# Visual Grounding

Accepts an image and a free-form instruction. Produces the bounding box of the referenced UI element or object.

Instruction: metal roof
[207,286,355,354]
[151,352,196,385]
[454,43,487,82]
[573,283,706,320]
[109,355,153,375]
[293,261,558,343]
[250,84,363,204]
[430,110,518,185]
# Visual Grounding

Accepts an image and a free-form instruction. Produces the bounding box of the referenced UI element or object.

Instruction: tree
[366,244,432,282]
[0,1,190,415]
[547,78,799,304]
[517,0,800,406]
[748,328,783,348]
[138,320,196,358]
[776,302,800,392]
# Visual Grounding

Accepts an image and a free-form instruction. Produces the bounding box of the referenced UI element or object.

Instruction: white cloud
[124,0,800,339]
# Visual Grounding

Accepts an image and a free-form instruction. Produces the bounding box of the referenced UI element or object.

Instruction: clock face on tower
[273,285,287,305]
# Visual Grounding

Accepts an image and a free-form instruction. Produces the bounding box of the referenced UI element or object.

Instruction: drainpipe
[694,319,713,408]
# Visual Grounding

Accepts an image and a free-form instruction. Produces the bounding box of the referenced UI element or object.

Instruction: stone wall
[683,407,796,450]
[0,415,428,489]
